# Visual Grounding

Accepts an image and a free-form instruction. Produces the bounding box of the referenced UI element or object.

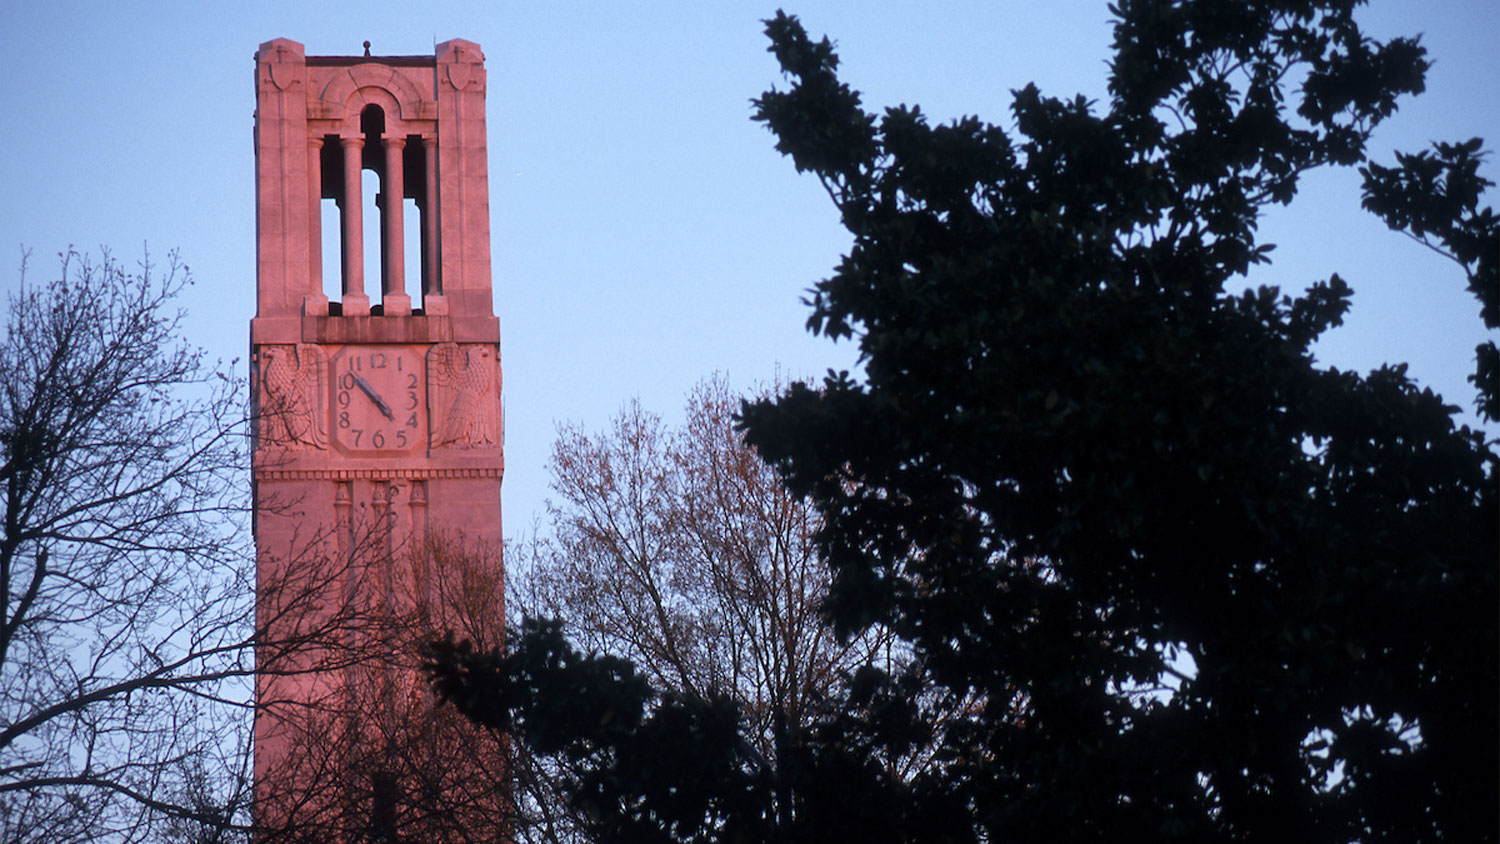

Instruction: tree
[521,377,885,750]
[0,250,486,844]
[505,377,895,842]
[431,3,1497,842]
[0,249,252,843]
[743,3,1496,841]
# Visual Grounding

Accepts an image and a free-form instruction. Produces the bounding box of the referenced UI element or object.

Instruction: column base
[342,292,371,316]
[382,293,412,316]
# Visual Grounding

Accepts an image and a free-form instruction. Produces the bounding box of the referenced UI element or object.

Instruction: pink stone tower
[250,39,505,842]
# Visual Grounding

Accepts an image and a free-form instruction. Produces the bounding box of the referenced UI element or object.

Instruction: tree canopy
[429,2,1498,841]
[517,378,886,751]
[0,250,252,843]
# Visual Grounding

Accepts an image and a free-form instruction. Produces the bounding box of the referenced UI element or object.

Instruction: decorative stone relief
[426,343,501,449]
[265,43,301,92]
[259,344,327,450]
[441,43,485,92]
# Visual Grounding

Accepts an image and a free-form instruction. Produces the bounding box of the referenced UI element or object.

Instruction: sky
[0,0,1495,542]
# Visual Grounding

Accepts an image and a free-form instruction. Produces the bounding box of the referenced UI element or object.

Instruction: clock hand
[352,373,396,420]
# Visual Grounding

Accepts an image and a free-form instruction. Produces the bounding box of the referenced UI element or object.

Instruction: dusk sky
[1,0,1495,539]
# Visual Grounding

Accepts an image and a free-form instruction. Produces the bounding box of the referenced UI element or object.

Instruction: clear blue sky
[1,1,1494,539]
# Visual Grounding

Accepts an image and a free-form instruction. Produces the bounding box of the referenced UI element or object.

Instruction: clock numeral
[339,411,350,429]
[340,373,356,390]
[372,430,386,449]
[350,429,363,446]
[406,413,419,428]
[371,352,387,370]
[336,390,350,408]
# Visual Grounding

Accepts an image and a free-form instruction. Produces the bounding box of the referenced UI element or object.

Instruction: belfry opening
[311,103,436,317]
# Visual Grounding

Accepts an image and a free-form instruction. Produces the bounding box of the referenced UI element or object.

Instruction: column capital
[340,136,364,150]
[383,135,406,150]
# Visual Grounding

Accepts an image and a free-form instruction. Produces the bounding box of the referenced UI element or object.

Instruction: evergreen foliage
[429,3,1498,840]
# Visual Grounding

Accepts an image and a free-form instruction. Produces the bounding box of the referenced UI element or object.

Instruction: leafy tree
[431,3,1497,842]
[1361,137,1499,419]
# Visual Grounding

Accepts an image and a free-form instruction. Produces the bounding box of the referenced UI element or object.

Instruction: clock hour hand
[351,373,396,420]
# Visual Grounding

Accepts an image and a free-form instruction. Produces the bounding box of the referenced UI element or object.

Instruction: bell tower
[250,39,505,841]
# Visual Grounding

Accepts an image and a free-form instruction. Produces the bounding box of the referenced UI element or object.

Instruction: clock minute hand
[352,373,396,420]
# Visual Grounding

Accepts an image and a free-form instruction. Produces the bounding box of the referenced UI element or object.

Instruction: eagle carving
[427,343,501,449]
[258,344,327,450]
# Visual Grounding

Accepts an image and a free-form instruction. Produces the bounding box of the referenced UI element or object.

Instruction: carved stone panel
[426,342,500,449]
[257,343,328,450]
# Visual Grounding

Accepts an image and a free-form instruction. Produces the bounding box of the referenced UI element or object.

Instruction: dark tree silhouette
[430,3,1498,841]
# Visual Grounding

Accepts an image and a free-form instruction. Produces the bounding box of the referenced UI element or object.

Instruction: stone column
[382,137,411,315]
[372,481,393,565]
[334,481,352,561]
[409,480,427,554]
[340,137,370,315]
[334,479,355,709]
[305,137,328,315]
[421,136,446,314]
[408,480,430,631]
[253,38,310,326]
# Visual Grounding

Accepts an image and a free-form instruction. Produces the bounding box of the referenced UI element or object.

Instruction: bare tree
[507,376,893,841]
[0,249,254,842]
[0,249,513,843]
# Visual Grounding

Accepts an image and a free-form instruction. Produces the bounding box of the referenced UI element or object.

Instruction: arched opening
[314,104,430,316]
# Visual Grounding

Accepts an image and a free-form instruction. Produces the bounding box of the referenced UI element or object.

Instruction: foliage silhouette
[431,3,1498,841]
[501,378,904,842]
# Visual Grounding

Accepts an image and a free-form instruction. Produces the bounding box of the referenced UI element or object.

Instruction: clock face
[330,346,425,453]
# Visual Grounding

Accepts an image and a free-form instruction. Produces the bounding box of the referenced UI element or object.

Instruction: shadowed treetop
[430,3,1498,841]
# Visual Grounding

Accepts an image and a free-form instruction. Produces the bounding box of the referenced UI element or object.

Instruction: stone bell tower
[250,39,505,842]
